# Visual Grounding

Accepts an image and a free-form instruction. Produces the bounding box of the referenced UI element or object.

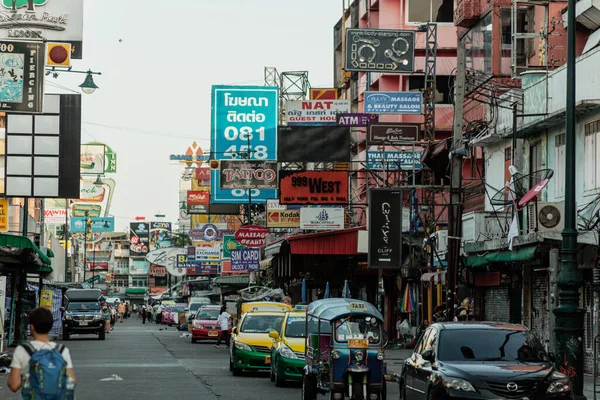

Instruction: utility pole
[446,40,466,322]
[84,211,89,287]
[64,199,69,282]
[553,1,585,398]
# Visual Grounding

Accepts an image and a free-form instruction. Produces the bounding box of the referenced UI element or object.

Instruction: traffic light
[86,217,93,240]
[46,42,71,67]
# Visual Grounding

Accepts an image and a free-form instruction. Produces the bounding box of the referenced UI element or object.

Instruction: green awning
[125,287,147,295]
[213,275,250,286]
[466,245,538,268]
[0,233,52,273]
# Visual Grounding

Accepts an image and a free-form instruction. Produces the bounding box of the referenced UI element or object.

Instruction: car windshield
[334,316,381,344]
[241,315,284,333]
[173,307,185,312]
[195,309,219,320]
[189,303,204,312]
[67,302,100,311]
[285,317,306,338]
[438,329,549,362]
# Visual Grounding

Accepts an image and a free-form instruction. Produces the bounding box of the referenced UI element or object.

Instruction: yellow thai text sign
[40,290,53,310]
[0,198,7,232]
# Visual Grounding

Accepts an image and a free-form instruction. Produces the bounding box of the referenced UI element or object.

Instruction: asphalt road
[0,316,400,399]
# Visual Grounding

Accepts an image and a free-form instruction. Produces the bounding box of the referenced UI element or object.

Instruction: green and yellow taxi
[229,303,289,376]
[269,307,307,386]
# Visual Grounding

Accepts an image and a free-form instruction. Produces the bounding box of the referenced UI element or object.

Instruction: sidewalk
[384,347,599,398]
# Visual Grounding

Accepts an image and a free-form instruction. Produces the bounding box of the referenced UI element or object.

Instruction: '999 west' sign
[211,86,279,161]
[279,171,349,205]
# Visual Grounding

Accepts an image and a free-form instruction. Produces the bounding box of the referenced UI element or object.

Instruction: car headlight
[354,351,364,362]
[331,350,341,359]
[280,345,297,359]
[235,341,252,351]
[443,377,476,392]
[547,373,571,394]
[94,315,103,320]
[193,322,204,329]
[376,352,384,361]
[64,315,72,320]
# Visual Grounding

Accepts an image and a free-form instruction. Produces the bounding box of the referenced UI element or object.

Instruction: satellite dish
[539,204,561,228]
[490,168,554,210]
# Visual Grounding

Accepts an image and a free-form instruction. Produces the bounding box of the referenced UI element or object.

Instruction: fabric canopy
[465,246,538,268]
[0,233,52,273]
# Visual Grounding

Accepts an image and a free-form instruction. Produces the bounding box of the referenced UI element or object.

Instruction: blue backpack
[21,343,71,400]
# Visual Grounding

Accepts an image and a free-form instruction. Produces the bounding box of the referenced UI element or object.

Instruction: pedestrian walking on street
[214,305,231,349]
[7,307,76,397]
[141,304,148,324]
[118,302,126,323]
[102,302,111,334]
[109,305,116,331]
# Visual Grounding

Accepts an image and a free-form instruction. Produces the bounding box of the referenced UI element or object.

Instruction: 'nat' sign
[286,100,351,126]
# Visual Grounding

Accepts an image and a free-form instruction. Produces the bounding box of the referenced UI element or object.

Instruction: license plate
[348,339,368,348]
[79,321,88,326]
[265,356,271,364]
[208,331,218,337]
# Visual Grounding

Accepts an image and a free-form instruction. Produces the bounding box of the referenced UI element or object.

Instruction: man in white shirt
[214,305,231,349]
[8,307,76,393]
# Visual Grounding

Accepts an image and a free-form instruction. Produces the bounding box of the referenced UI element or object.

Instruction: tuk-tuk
[302,298,386,400]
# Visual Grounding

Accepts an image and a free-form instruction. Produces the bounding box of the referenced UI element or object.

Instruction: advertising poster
[0,276,6,336]
[70,216,114,233]
[336,113,378,127]
[43,208,67,224]
[210,169,276,204]
[40,290,53,310]
[0,41,44,113]
[364,91,422,114]
[222,235,246,260]
[285,100,351,126]
[368,123,420,144]
[150,222,172,251]
[310,88,338,100]
[300,207,344,230]
[211,85,279,161]
[366,149,423,170]
[195,245,221,262]
[80,144,105,175]
[345,29,415,73]
[219,160,278,190]
[130,222,150,256]
[0,198,7,232]
[368,189,403,269]
[279,171,348,205]
[230,248,259,271]
[266,210,300,228]
[187,190,210,214]
[0,0,84,58]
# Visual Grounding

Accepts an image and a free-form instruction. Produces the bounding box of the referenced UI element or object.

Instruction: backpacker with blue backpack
[20,343,75,400]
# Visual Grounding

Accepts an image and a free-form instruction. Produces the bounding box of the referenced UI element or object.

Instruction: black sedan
[398,322,573,400]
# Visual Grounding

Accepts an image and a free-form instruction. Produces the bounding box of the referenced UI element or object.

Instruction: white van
[186,297,212,320]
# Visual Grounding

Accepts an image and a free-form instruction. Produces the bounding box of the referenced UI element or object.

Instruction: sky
[50,0,342,232]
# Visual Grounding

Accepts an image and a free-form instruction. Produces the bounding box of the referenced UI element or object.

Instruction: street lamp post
[553,1,586,399]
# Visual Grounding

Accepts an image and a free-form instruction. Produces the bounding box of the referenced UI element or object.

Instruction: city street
[0,317,400,399]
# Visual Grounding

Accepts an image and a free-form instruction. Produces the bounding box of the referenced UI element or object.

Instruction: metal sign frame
[345,28,415,73]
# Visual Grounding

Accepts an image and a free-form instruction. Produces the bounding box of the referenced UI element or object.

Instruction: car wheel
[63,330,70,341]
[270,366,275,382]
[427,387,443,400]
[232,365,242,376]
[229,358,234,372]
[191,337,197,344]
[380,379,387,400]
[99,329,105,341]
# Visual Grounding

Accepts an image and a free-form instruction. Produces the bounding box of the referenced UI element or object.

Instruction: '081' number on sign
[223,126,268,160]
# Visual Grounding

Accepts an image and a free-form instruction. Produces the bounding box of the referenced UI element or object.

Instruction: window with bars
[554,133,565,198]
[584,120,600,191]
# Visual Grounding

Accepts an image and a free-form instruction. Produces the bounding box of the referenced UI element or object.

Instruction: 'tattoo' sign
[235,225,270,248]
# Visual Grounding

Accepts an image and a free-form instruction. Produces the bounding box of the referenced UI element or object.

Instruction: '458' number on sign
[223,126,268,160]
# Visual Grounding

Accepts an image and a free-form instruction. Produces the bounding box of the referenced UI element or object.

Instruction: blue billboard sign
[366,150,423,170]
[210,169,276,204]
[230,248,260,271]
[70,216,115,233]
[211,85,279,161]
[364,91,422,115]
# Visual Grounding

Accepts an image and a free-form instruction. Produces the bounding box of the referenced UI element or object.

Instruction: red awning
[286,227,365,255]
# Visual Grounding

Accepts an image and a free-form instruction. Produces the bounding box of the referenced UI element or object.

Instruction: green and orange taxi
[269,306,307,386]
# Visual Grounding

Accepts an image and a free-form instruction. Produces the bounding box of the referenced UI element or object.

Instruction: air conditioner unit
[528,202,565,233]
[432,230,448,254]
[462,211,511,243]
